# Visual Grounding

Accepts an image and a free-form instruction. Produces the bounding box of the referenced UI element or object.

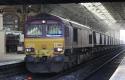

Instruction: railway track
[26,48,125,80]
[50,49,125,80]
[83,49,125,80]
[0,61,27,80]
[2,48,124,80]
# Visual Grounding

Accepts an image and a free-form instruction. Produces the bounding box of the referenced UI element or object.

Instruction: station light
[80,2,116,25]
[28,5,32,8]
[42,20,46,24]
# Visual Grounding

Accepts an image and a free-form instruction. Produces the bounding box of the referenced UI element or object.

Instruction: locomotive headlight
[54,48,63,52]
[57,48,63,52]
[26,49,29,52]
[28,49,31,52]
[25,48,34,52]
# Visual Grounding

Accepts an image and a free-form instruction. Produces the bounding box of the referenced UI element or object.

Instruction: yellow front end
[24,38,64,57]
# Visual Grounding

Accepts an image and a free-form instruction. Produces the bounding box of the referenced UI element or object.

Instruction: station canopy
[80,2,116,26]
[0,0,121,5]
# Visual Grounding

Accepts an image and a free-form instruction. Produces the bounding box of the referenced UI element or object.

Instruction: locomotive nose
[41,44,47,49]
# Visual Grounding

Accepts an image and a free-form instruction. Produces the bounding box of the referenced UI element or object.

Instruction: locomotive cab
[24,18,65,63]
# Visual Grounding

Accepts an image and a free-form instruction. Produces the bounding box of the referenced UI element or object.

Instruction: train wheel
[63,62,69,70]
[68,62,73,68]
[77,55,81,64]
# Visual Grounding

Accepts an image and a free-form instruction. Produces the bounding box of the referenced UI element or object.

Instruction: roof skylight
[80,3,116,25]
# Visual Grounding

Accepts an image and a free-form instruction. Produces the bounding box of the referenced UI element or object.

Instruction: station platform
[0,54,25,66]
[109,56,125,80]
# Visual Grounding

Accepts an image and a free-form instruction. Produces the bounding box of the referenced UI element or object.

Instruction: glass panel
[26,24,45,37]
[80,3,116,26]
[46,24,63,37]
[3,14,18,31]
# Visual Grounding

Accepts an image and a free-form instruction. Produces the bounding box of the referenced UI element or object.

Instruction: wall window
[3,14,19,31]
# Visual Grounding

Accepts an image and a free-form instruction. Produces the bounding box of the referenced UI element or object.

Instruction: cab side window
[89,33,92,44]
[73,28,78,42]
[65,27,69,37]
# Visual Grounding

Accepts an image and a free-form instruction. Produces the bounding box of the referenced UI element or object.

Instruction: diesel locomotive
[24,13,121,73]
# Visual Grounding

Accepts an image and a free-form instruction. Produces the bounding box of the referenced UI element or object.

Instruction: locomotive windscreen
[25,21,63,37]
[46,24,63,37]
[26,24,45,37]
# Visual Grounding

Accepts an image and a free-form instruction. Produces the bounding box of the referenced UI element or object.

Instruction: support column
[0,13,5,55]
